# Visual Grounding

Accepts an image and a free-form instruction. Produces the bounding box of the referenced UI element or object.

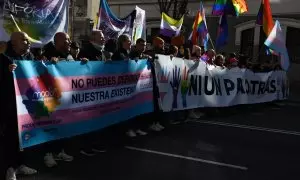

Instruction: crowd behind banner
[0,30,288,180]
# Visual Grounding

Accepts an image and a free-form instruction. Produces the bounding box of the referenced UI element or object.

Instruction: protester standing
[79,30,107,61]
[43,32,73,61]
[206,49,216,65]
[111,34,131,61]
[123,38,152,137]
[214,54,226,68]
[0,32,37,180]
[167,45,178,57]
[70,42,81,60]
[42,32,74,167]
[191,45,202,61]
[145,37,166,132]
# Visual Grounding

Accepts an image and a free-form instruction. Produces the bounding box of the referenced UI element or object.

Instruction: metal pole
[70,0,75,38]
[208,35,215,51]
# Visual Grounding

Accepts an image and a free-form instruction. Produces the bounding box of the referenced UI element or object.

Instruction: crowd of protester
[0,30,283,180]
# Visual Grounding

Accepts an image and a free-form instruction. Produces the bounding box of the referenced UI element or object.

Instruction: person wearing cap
[42,32,73,61]
[228,57,239,69]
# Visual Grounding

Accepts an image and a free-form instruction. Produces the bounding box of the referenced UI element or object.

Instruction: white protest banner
[155,55,289,112]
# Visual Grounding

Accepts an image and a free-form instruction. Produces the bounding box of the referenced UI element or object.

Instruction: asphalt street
[17,97,300,180]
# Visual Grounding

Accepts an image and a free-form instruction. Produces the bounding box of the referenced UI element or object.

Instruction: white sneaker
[44,153,57,168]
[149,123,161,132]
[188,110,199,119]
[80,150,96,157]
[6,168,16,180]
[156,123,165,130]
[55,150,74,162]
[16,165,37,175]
[126,129,137,137]
[91,148,106,153]
[136,129,147,136]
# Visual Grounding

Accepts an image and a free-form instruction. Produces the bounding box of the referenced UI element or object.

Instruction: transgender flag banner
[13,60,154,148]
[160,13,184,37]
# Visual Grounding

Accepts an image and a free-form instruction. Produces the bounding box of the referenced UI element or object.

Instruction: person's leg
[132,115,148,136]
[43,139,73,168]
[4,122,37,179]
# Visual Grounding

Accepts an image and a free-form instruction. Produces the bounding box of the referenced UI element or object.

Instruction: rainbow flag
[216,15,228,49]
[256,0,274,36]
[160,13,184,37]
[212,0,248,16]
[256,0,275,54]
[191,2,209,50]
[95,0,135,40]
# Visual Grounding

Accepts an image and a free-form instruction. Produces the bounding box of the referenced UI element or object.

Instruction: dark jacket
[42,41,73,60]
[0,42,34,94]
[0,42,35,162]
[145,48,165,60]
[111,48,130,61]
[78,41,105,61]
[129,50,151,60]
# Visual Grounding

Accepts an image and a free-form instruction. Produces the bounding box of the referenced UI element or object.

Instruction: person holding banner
[214,54,226,68]
[111,34,131,61]
[40,32,74,167]
[79,30,107,61]
[42,32,73,62]
[167,45,179,57]
[0,32,37,180]
[191,45,202,61]
[129,38,151,60]
[146,37,165,58]
[206,49,216,65]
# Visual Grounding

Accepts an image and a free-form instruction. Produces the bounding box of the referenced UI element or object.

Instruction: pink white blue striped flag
[264,20,290,71]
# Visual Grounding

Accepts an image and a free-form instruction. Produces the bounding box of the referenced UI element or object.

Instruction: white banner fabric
[155,55,289,112]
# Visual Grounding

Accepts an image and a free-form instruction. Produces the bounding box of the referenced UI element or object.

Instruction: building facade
[73,0,300,89]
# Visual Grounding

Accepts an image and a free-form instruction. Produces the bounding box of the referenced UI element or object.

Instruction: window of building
[286,26,300,64]
[75,0,87,17]
[240,28,254,57]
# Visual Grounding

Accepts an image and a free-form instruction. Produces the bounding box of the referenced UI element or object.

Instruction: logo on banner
[23,69,62,118]
[169,65,190,109]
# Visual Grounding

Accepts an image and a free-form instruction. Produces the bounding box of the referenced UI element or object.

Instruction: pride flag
[95,0,135,40]
[191,2,209,50]
[160,13,184,37]
[212,0,248,16]
[256,0,274,36]
[264,20,290,71]
[216,15,228,49]
[256,0,275,54]
[13,60,154,148]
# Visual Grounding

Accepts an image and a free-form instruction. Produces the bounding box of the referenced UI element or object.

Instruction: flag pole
[209,34,215,51]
